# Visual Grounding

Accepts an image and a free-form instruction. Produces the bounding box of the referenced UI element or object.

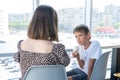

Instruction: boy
[67,24,102,80]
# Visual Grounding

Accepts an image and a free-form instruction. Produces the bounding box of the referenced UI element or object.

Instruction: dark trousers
[67,68,87,80]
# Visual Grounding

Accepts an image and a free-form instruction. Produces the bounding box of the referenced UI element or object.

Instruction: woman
[14,5,70,79]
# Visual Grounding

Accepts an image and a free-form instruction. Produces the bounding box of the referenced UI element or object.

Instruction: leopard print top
[14,40,70,79]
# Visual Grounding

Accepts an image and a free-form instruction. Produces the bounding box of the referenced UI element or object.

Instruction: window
[40,0,85,48]
[92,0,120,79]
[92,0,120,39]
[0,0,85,79]
[0,0,119,79]
[0,0,33,79]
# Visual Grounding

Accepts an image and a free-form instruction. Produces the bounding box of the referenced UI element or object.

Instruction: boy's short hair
[73,24,90,35]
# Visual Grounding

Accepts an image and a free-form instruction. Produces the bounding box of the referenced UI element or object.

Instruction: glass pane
[93,0,120,79]
[0,0,33,80]
[0,0,33,53]
[92,0,120,40]
[40,0,85,49]
[0,0,85,79]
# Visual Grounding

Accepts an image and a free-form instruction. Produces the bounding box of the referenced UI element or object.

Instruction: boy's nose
[76,38,80,42]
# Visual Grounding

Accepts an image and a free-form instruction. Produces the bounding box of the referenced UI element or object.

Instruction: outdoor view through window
[0,0,120,80]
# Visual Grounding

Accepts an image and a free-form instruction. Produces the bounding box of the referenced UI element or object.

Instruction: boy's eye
[75,35,77,38]
[79,34,82,37]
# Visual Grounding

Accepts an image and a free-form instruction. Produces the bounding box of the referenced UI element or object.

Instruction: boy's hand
[72,52,79,58]
[72,46,79,58]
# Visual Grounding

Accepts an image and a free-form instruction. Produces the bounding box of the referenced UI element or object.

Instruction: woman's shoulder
[17,40,24,50]
[54,43,65,47]
[53,43,65,50]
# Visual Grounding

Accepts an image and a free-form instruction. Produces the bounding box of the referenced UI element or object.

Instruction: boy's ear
[87,32,91,39]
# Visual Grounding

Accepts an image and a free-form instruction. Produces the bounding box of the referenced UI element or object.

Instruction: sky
[0,0,120,14]
[40,0,85,9]
[0,0,33,14]
[93,0,120,11]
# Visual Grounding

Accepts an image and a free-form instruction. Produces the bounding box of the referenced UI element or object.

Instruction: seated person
[13,5,70,80]
[67,24,102,80]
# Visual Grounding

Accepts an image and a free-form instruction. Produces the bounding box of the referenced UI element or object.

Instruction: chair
[23,65,67,80]
[90,51,111,80]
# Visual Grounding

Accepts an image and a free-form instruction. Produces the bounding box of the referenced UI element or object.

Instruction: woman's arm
[61,50,70,66]
[55,44,70,67]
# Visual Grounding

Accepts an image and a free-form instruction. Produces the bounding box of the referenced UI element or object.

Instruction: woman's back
[21,39,54,53]
[13,5,70,80]
[14,39,70,79]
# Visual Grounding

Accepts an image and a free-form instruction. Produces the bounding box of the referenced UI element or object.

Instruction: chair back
[90,51,111,80]
[23,65,67,80]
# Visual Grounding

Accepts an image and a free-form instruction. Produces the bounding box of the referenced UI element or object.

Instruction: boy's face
[74,31,90,45]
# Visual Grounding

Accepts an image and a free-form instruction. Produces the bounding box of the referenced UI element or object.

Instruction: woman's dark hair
[73,24,90,35]
[27,5,58,41]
